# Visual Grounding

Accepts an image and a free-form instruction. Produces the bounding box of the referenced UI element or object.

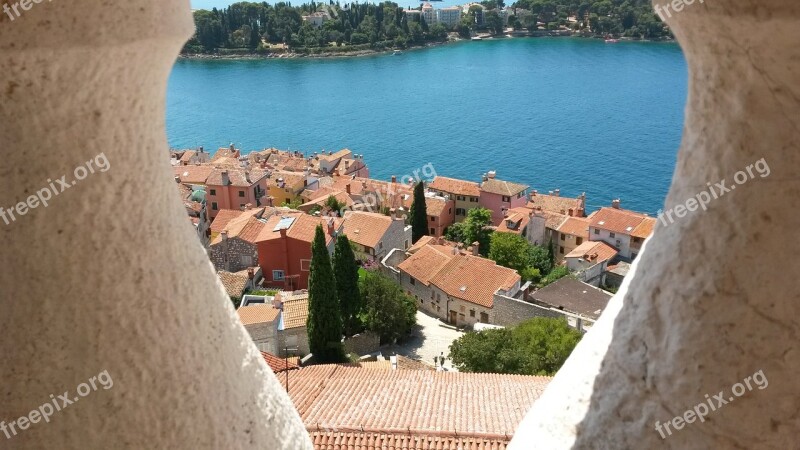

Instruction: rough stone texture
[0,2,312,448]
[510,1,800,448]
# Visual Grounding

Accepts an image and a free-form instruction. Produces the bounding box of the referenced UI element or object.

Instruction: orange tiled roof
[557,216,591,238]
[342,211,395,250]
[268,171,308,191]
[282,296,310,329]
[565,241,618,264]
[430,254,520,308]
[257,213,340,245]
[424,196,450,217]
[210,208,263,235]
[527,193,583,215]
[282,366,551,441]
[218,271,250,298]
[397,244,455,286]
[309,431,510,450]
[206,167,268,187]
[262,351,299,373]
[317,149,352,162]
[211,208,271,245]
[237,305,280,326]
[174,165,214,185]
[589,207,650,235]
[428,176,480,197]
[631,216,657,239]
[480,178,528,197]
[496,208,531,235]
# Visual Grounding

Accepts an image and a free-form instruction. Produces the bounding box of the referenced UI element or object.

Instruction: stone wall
[210,237,259,273]
[493,293,562,327]
[244,321,279,355]
[277,327,310,356]
[343,331,381,355]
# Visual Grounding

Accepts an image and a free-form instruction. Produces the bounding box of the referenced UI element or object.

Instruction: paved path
[384,311,465,371]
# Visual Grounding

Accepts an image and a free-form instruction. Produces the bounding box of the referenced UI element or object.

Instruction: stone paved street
[384,311,465,371]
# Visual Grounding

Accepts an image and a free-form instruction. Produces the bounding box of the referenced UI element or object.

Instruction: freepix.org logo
[2,0,53,22]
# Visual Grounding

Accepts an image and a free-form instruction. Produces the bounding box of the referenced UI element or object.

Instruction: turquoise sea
[166,38,687,214]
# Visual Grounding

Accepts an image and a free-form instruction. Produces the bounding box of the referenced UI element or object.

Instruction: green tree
[448,317,582,375]
[325,195,346,214]
[484,10,504,34]
[333,234,362,336]
[538,264,570,288]
[463,208,494,256]
[307,225,345,363]
[359,271,416,343]
[409,181,428,243]
[489,232,531,274]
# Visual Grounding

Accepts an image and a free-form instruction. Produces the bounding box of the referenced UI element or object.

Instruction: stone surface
[511,1,800,448]
[0,1,311,448]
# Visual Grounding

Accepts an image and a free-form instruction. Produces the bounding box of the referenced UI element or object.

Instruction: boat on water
[471,36,483,41]
[605,38,619,43]
[393,50,403,55]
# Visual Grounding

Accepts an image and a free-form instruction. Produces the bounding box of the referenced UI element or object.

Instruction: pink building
[478,171,529,225]
[206,168,270,220]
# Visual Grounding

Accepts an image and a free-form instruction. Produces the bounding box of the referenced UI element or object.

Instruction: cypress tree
[333,234,362,336]
[307,225,345,363]
[409,181,428,243]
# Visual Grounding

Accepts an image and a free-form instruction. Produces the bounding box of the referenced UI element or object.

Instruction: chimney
[487,171,496,179]
[390,208,397,219]
[221,171,230,186]
[221,230,228,241]
[247,268,255,280]
[452,244,458,255]
[327,218,335,236]
[471,241,480,256]
[554,189,560,197]
[612,199,621,209]
[391,175,397,184]
[245,203,253,210]
[568,208,574,217]
[199,146,204,153]
[267,196,274,207]
[345,184,351,194]
[530,190,537,200]
[229,143,235,151]
[482,173,488,182]
[560,209,566,215]
[502,208,509,218]
[279,228,287,238]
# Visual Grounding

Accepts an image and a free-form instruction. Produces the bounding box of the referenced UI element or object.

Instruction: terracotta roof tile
[557,217,591,238]
[308,431,510,450]
[174,165,214,185]
[565,241,618,264]
[282,296,310,329]
[428,176,481,197]
[210,208,263,235]
[480,178,528,197]
[256,213,340,245]
[211,209,271,245]
[527,193,583,215]
[430,255,520,308]
[425,196,449,217]
[631,216,657,239]
[218,271,249,298]
[589,207,650,235]
[397,245,455,286]
[262,351,300,373]
[496,208,531,235]
[342,211,395,250]
[206,167,268,187]
[282,366,551,440]
[237,305,280,326]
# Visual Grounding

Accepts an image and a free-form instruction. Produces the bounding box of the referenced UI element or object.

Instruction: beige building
[428,176,481,223]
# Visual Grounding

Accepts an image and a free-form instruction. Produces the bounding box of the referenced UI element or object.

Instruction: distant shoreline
[178,34,676,61]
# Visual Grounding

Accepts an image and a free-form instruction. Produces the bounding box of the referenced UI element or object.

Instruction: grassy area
[248,289,279,297]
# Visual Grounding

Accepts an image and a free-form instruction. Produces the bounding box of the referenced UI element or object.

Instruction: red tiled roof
[218,271,249,298]
[397,245,455,286]
[308,431,510,450]
[282,366,551,441]
[210,209,263,235]
[341,211,395,250]
[480,178,529,197]
[206,167,268,187]
[174,165,214,185]
[430,254,520,308]
[428,176,481,197]
[257,213,341,245]
[631,216,657,239]
[425,196,450,217]
[496,208,531,235]
[237,305,280,326]
[589,207,650,235]
[262,351,299,373]
[527,193,583,215]
[282,296,310,330]
[557,216,591,238]
[565,241,618,264]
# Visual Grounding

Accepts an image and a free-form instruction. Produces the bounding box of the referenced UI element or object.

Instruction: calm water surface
[167,38,687,214]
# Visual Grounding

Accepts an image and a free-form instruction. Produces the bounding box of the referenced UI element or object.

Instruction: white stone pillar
[0,1,311,448]
[511,1,800,448]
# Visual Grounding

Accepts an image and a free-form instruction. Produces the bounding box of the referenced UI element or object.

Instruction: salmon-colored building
[256,213,343,291]
[206,167,270,220]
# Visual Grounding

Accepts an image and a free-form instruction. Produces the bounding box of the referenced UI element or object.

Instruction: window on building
[560,246,565,254]
[594,229,600,235]
[457,195,465,201]
[502,196,511,202]
[272,270,285,281]
[430,217,436,222]
[238,190,245,197]
[460,305,465,313]
[410,277,416,285]
[561,234,566,241]
[610,232,616,238]
[471,197,478,202]
[456,208,465,216]
[211,202,218,211]
[209,189,216,196]
[633,237,642,244]
[576,237,583,245]
[300,259,311,271]
[470,310,475,317]
[405,240,409,249]
[480,312,489,323]
[240,255,253,266]
[459,313,465,321]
